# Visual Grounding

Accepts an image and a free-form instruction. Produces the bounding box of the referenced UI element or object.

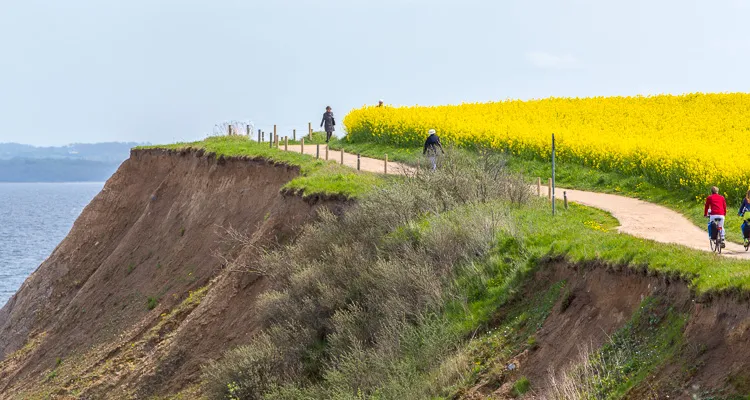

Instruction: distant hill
[0,141,147,182]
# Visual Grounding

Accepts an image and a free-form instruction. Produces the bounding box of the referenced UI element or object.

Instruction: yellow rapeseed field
[344,93,750,199]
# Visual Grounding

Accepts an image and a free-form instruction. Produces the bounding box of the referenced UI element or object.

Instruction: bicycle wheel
[717,238,723,254]
[710,238,716,252]
[745,240,749,251]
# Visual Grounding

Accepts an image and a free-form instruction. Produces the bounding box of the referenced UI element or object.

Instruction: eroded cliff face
[0,149,342,398]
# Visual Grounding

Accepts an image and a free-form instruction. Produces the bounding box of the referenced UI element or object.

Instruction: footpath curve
[282,144,747,258]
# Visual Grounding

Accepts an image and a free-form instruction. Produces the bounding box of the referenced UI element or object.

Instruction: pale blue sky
[1,0,749,146]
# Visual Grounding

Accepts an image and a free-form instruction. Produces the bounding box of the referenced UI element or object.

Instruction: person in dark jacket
[320,106,335,143]
[739,190,750,216]
[422,129,444,170]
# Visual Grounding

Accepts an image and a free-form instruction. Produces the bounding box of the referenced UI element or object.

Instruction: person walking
[320,106,335,143]
[377,99,384,107]
[704,186,727,246]
[422,129,444,170]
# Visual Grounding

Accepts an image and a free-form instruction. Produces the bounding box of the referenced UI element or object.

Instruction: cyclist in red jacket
[704,186,727,246]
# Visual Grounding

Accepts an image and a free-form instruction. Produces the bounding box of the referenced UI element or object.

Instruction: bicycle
[743,219,750,251]
[708,216,725,254]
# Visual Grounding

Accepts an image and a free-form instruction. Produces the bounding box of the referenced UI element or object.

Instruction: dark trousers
[326,130,333,142]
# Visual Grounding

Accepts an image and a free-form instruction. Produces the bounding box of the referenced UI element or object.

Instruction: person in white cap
[422,129,444,170]
[377,99,384,107]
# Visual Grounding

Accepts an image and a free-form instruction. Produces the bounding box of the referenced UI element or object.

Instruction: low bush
[203,151,530,399]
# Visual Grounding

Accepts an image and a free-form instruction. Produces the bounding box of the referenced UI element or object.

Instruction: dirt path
[538,187,750,258]
[283,145,747,257]
[283,144,413,174]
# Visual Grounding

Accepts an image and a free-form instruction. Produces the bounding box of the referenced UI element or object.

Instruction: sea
[0,182,103,308]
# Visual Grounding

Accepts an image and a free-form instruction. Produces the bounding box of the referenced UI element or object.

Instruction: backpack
[709,221,719,240]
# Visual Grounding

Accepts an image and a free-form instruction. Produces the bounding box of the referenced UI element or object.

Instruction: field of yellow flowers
[344,93,750,199]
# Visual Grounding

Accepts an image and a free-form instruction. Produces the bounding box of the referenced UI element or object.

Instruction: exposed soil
[464,261,750,399]
[0,148,344,399]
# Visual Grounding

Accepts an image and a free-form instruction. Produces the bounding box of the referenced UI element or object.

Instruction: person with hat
[422,129,444,170]
[377,99,384,107]
[320,106,335,143]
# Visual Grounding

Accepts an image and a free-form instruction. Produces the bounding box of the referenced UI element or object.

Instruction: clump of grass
[513,377,531,397]
[146,296,158,310]
[126,263,136,275]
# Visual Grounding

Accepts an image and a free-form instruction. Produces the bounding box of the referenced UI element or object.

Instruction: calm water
[0,183,103,307]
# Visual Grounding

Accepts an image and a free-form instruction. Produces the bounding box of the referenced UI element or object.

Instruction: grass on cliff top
[138,136,386,199]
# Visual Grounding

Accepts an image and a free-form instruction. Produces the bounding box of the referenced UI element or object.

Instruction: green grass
[334,138,750,244]
[138,136,387,199]
[512,377,531,397]
[328,138,423,164]
[514,198,750,295]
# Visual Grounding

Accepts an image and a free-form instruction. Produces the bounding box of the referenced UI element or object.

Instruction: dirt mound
[0,148,343,398]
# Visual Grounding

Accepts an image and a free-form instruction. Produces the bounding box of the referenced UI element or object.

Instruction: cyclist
[704,186,727,247]
[738,190,750,216]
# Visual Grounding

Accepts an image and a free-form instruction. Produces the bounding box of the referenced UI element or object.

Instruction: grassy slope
[331,139,750,244]
[138,136,385,199]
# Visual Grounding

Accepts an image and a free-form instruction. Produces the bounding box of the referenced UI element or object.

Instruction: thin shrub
[203,151,530,399]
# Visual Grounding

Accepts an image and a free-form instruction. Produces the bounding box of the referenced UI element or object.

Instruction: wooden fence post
[548,178,552,202]
[325,145,329,160]
[301,138,305,154]
[284,136,288,151]
[274,125,277,144]
[293,129,296,141]
[357,153,361,171]
[308,122,312,139]
[316,144,320,159]
[261,131,265,142]
[384,154,388,174]
[257,129,261,143]
[564,191,568,210]
[537,177,541,196]
[340,148,344,165]
[227,125,232,136]
[246,125,251,137]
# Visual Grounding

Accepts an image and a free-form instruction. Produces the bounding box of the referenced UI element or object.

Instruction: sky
[1,0,749,146]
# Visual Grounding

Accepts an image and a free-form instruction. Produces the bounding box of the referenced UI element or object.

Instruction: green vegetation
[333,137,750,244]
[139,136,387,199]
[513,377,531,397]
[201,146,750,399]
[147,296,158,310]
